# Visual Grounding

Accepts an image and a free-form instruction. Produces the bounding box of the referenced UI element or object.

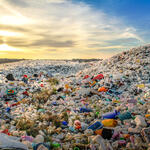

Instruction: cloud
[7,37,75,48]
[105,38,141,47]
[46,0,69,3]
[0,24,30,33]
[0,35,4,43]
[0,52,7,54]
[0,39,3,44]
[31,39,75,48]
[5,0,29,7]
[6,37,32,48]
[0,0,145,59]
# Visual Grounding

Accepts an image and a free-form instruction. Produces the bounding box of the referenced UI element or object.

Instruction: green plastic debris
[105,98,112,102]
[96,112,99,116]
[118,112,132,121]
[52,143,60,148]
[74,147,80,150]
[38,109,45,112]
[6,89,16,95]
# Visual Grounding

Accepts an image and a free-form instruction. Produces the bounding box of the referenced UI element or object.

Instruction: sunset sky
[0,0,150,59]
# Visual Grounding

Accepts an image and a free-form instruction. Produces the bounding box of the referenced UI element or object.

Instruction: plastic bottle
[118,112,132,121]
[102,119,117,127]
[79,107,92,113]
[102,110,120,119]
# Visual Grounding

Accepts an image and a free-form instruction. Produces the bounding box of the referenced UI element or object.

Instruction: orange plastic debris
[145,114,150,118]
[95,129,103,135]
[102,119,117,127]
[65,84,69,89]
[123,134,130,139]
[98,87,108,92]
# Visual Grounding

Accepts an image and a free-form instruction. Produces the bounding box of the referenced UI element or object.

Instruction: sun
[0,44,21,51]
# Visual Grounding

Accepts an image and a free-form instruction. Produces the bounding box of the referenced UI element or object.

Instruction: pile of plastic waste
[0,45,149,150]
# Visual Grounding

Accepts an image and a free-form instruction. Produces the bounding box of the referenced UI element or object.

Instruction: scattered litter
[0,45,149,150]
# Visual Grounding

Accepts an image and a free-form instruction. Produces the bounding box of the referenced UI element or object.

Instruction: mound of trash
[0,45,149,150]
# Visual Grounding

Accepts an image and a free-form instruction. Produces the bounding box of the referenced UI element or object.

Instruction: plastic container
[102,110,120,119]
[21,136,34,142]
[62,121,68,126]
[6,89,16,95]
[102,119,117,127]
[118,112,132,121]
[6,107,11,113]
[33,143,51,150]
[79,107,92,113]
[87,121,103,131]
[92,74,104,81]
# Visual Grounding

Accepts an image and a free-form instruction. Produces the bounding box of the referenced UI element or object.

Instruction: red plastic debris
[83,75,90,79]
[1,129,11,136]
[23,75,28,78]
[92,74,104,81]
[40,84,44,87]
[23,91,29,96]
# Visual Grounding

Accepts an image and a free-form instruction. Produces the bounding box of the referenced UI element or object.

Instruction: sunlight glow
[0,16,30,25]
[0,30,20,37]
[0,44,21,51]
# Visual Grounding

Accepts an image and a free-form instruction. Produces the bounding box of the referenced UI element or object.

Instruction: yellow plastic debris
[112,100,121,103]
[136,59,140,63]
[119,70,123,73]
[136,84,145,89]
[65,84,69,89]
[102,119,117,127]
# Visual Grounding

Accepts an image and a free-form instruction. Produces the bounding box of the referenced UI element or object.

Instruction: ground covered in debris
[0,45,150,150]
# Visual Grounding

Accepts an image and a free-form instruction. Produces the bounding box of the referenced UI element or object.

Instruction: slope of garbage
[0,45,149,150]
